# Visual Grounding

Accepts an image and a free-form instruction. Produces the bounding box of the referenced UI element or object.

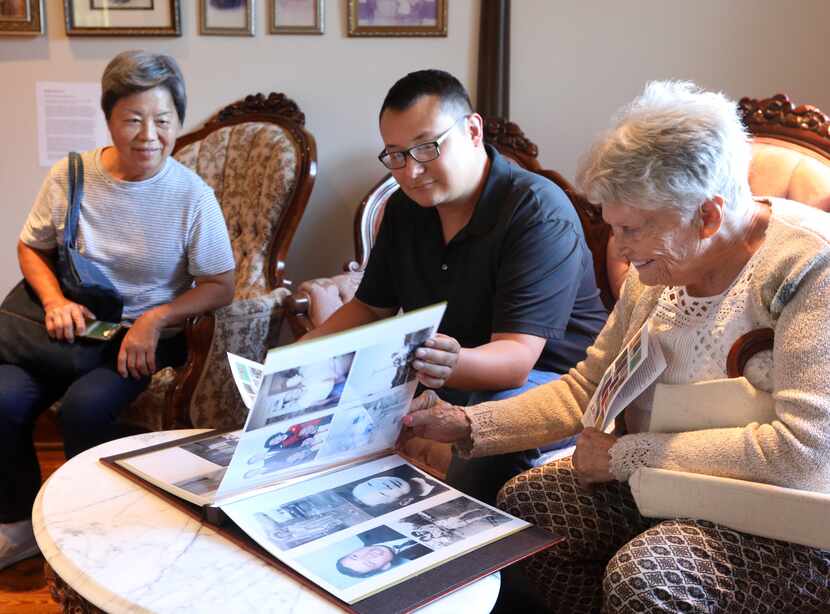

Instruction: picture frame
[270,0,323,35]
[64,0,181,36]
[347,0,446,37]
[200,0,254,36]
[0,0,44,35]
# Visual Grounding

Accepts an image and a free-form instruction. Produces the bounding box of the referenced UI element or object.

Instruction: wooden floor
[0,447,65,614]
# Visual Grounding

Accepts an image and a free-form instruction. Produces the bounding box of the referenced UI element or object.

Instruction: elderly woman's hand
[43,297,95,343]
[118,309,164,379]
[412,333,461,389]
[401,390,471,443]
[572,427,618,485]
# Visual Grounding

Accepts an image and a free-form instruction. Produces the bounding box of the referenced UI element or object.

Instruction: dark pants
[443,370,565,505]
[0,333,186,522]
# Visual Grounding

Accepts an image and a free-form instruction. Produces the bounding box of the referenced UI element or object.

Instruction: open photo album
[100,304,559,610]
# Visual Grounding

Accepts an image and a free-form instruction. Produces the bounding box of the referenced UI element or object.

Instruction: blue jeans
[444,369,571,505]
[0,334,186,522]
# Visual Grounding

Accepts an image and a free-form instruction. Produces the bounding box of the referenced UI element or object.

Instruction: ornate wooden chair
[284,117,612,477]
[121,93,317,431]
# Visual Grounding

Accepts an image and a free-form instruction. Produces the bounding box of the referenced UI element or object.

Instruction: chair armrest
[164,286,292,429]
[285,271,364,341]
[164,313,215,429]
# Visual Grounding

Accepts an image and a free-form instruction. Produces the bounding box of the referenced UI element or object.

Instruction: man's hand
[118,309,164,379]
[43,298,94,342]
[401,390,471,443]
[572,427,617,486]
[412,333,461,388]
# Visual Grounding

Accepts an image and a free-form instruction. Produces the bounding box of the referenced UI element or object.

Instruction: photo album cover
[101,304,557,607]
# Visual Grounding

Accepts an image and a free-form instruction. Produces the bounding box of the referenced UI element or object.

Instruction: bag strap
[63,151,84,249]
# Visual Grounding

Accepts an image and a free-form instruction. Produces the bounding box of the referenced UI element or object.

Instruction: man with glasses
[304,70,607,503]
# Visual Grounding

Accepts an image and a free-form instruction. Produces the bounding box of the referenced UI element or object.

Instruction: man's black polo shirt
[356,145,608,380]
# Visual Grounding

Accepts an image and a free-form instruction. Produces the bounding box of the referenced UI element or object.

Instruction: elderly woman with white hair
[404,81,830,612]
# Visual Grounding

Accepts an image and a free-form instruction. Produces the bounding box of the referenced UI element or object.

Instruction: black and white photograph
[270,0,322,34]
[200,0,254,36]
[395,496,511,549]
[339,329,431,400]
[347,0,446,37]
[297,525,432,589]
[329,463,446,517]
[254,491,372,551]
[174,468,226,496]
[246,352,355,431]
[180,432,240,467]
[64,0,181,35]
[243,414,333,479]
[0,0,43,34]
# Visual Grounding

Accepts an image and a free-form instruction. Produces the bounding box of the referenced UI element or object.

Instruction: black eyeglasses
[378,115,470,170]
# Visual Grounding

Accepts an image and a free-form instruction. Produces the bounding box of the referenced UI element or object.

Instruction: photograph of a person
[253,491,372,551]
[180,432,240,467]
[330,463,446,517]
[246,352,355,431]
[243,415,333,479]
[339,330,432,401]
[91,0,154,8]
[395,496,511,549]
[297,525,432,590]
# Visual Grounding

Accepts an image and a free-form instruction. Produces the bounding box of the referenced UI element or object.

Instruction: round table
[34,430,501,613]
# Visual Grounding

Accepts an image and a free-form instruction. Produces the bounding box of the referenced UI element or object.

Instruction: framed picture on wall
[64,0,181,36]
[200,0,254,36]
[347,0,446,37]
[270,0,323,35]
[0,0,44,35]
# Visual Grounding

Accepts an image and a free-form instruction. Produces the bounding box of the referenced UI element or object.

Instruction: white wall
[512,0,830,182]
[0,0,480,295]
[5,1,830,301]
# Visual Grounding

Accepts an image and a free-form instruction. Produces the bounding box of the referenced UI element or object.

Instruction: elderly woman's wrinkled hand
[412,333,461,389]
[118,309,164,379]
[43,297,95,343]
[573,427,618,486]
[401,390,471,444]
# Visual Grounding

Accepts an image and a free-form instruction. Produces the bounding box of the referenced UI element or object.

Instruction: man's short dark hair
[336,545,397,578]
[380,69,473,120]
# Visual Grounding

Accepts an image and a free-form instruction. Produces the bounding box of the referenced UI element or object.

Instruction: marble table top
[33,430,500,614]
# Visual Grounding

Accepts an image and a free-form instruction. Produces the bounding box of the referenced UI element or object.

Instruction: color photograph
[243,414,333,479]
[348,0,445,36]
[270,0,322,34]
[64,0,180,35]
[200,0,254,36]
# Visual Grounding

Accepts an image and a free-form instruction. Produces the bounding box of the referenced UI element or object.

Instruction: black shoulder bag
[0,152,124,379]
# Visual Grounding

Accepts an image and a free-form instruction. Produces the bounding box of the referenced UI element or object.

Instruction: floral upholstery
[122,121,302,431]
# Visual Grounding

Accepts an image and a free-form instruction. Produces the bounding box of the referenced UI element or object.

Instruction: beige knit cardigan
[462,199,830,493]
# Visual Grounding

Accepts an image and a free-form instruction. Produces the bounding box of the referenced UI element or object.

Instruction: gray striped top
[21,148,235,321]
